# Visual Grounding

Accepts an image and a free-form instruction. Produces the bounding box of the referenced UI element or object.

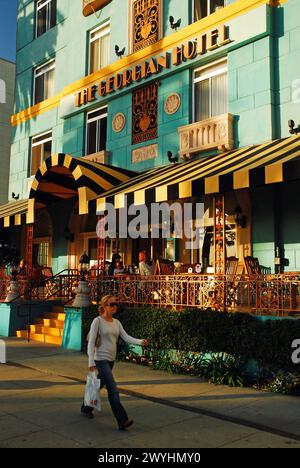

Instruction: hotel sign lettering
[75,24,232,107]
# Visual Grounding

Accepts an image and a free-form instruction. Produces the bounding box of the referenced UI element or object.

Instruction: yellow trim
[15,214,21,226]
[26,199,35,224]
[51,154,59,167]
[78,187,97,215]
[115,194,125,209]
[11,0,286,127]
[40,160,48,176]
[205,175,219,194]
[234,169,250,190]
[72,165,83,181]
[179,181,192,199]
[31,178,39,191]
[134,190,145,206]
[156,186,168,202]
[265,162,283,184]
[64,154,73,169]
[4,216,10,228]
[97,197,107,213]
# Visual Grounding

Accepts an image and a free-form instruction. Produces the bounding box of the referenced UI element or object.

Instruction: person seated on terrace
[18,259,27,276]
[139,251,154,276]
[113,261,125,275]
[108,253,121,276]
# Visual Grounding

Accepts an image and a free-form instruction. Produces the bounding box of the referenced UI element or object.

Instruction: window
[36,0,57,38]
[194,0,225,21]
[33,239,51,267]
[89,22,110,74]
[0,79,6,103]
[194,60,227,122]
[31,131,52,176]
[86,107,108,155]
[37,242,50,267]
[34,59,55,104]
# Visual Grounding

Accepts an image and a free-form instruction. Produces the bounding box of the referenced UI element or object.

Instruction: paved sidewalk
[1,337,300,448]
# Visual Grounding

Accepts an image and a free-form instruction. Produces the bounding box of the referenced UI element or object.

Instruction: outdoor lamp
[79,252,90,280]
[234,206,247,229]
[5,256,21,302]
[288,120,300,135]
[73,252,92,308]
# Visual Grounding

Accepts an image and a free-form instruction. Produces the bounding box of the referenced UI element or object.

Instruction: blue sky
[0,0,18,62]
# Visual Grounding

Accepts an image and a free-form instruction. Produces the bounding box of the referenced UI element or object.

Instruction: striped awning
[30,153,137,216]
[0,199,35,228]
[96,135,300,210]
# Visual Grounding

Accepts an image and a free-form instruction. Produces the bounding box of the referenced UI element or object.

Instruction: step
[29,325,63,337]
[35,318,65,328]
[16,330,62,346]
[42,312,66,322]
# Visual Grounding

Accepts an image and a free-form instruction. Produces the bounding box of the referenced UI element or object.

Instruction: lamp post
[5,257,20,302]
[73,252,92,307]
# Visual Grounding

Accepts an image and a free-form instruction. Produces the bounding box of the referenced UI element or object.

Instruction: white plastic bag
[84,372,101,411]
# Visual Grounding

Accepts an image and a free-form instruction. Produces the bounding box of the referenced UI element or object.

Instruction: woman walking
[82,295,148,430]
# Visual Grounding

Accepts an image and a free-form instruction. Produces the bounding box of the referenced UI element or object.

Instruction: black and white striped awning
[30,153,137,217]
[95,136,300,211]
[0,199,34,229]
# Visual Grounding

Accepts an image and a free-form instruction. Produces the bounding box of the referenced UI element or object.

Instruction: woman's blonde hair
[98,295,116,315]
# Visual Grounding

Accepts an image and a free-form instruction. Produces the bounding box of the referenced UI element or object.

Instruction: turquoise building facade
[4,0,300,274]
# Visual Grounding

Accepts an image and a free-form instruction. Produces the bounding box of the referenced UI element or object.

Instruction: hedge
[81,306,300,373]
[114,307,300,373]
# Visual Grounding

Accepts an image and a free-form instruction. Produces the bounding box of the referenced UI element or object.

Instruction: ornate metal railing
[2,271,300,316]
[90,274,300,316]
[178,113,235,159]
[0,270,80,303]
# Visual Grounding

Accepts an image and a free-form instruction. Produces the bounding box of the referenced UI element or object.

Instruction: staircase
[16,306,65,346]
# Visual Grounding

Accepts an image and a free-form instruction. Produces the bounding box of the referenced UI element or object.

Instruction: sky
[0,0,18,62]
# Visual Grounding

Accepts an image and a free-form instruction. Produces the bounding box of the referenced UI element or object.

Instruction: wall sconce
[288,120,300,135]
[169,16,181,31]
[115,45,125,58]
[234,205,247,228]
[167,151,178,164]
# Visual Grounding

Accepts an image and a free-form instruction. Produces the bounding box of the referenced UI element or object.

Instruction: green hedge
[115,307,300,373]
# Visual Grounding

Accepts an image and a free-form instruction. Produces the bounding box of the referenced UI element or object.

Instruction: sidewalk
[1,337,300,448]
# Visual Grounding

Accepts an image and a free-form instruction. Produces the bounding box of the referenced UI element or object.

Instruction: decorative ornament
[112,113,126,133]
[165,93,181,115]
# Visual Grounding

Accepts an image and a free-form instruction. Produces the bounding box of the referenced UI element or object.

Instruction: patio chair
[225,257,239,276]
[154,259,175,276]
[244,257,271,276]
[41,267,58,297]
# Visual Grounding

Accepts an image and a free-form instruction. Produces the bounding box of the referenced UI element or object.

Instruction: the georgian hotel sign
[75,24,232,107]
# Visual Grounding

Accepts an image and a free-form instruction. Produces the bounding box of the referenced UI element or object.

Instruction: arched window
[0,79,6,104]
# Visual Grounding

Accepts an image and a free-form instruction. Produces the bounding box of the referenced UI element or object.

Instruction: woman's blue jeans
[82,360,128,426]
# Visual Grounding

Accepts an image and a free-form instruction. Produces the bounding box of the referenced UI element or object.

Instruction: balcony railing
[83,150,110,164]
[82,0,112,17]
[178,113,234,160]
